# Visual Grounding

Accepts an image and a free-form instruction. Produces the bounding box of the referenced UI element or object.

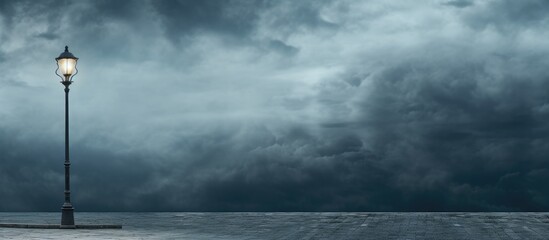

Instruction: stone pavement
[1,212,549,239]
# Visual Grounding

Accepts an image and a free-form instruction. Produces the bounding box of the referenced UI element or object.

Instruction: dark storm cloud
[351,59,549,210]
[151,0,268,41]
[2,0,549,212]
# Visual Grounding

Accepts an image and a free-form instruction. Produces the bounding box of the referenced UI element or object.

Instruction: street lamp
[55,46,78,228]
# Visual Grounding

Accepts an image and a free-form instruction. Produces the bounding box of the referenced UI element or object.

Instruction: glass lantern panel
[58,58,77,76]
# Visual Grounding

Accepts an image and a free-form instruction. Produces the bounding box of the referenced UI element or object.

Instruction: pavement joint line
[0,223,122,229]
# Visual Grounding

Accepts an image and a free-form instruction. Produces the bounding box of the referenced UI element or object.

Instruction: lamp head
[55,46,78,83]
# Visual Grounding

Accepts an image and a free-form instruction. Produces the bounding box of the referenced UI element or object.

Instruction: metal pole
[61,81,75,228]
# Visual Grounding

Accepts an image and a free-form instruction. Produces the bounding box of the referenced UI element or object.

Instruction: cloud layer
[1,0,549,211]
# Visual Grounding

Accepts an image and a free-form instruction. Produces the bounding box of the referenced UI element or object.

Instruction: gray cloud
[443,0,474,8]
[464,0,549,30]
[1,0,549,212]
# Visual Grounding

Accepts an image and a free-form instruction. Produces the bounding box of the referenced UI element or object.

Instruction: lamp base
[61,205,75,227]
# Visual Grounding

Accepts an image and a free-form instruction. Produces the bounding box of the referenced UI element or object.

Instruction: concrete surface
[1,212,549,239]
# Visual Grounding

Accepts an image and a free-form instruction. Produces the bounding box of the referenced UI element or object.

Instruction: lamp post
[55,46,78,228]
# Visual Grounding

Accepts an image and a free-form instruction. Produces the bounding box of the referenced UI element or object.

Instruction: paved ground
[1,212,549,239]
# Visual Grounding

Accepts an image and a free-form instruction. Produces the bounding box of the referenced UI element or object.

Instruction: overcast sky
[1,0,549,211]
